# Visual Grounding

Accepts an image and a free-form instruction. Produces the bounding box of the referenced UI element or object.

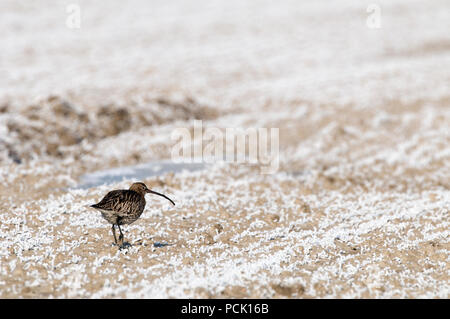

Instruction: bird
[90,182,175,248]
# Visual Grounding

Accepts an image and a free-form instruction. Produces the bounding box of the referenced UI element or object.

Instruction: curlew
[90,182,175,248]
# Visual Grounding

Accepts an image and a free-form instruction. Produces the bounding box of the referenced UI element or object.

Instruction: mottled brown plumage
[90,182,175,248]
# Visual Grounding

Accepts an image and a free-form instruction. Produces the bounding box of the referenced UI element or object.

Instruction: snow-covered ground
[0,0,449,298]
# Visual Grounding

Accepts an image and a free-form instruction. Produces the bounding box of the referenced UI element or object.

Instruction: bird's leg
[117,224,124,248]
[111,225,118,245]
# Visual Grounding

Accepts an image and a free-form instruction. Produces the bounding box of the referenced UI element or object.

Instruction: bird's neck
[129,188,146,197]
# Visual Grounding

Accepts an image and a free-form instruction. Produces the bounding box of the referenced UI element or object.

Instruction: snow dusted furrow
[0,0,449,298]
[1,165,448,298]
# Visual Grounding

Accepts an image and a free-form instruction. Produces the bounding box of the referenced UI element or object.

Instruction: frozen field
[0,0,449,298]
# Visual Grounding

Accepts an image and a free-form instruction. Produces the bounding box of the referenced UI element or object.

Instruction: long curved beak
[147,189,175,206]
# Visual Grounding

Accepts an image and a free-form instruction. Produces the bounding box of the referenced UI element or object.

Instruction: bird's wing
[91,190,142,216]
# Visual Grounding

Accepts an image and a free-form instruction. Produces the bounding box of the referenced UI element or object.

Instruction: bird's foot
[118,242,132,250]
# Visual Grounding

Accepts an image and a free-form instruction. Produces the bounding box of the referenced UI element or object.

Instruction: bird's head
[129,182,150,195]
[129,182,175,206]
